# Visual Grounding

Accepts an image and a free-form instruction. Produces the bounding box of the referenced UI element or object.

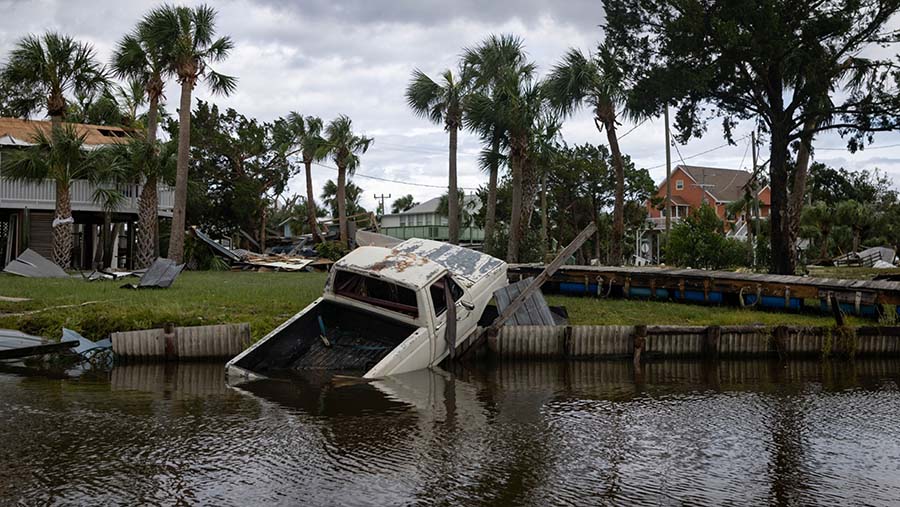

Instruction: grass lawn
[805,265,900,280]
[0,270,865,342]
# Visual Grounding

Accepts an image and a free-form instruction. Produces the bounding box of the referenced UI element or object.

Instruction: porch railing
[0,177,174,217]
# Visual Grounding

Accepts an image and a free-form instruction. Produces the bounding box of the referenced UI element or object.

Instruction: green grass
[0,270,867,343]
[545,295,866,327]
[0,271,328,342]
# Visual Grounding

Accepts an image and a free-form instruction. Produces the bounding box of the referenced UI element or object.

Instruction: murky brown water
[1,359,900,506]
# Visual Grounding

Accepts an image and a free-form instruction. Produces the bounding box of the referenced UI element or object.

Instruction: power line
[738,136,752,170]
[312,162,479,191]
[815,142,900,151]
[647,134,752,170]
[618,118,649,140]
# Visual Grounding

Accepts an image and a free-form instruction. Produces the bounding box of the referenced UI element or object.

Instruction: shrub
[316,241,349,261]
[667,204,749,269]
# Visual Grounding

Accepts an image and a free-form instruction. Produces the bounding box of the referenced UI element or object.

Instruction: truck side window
[333,270,419,318]
[430,277,464,316]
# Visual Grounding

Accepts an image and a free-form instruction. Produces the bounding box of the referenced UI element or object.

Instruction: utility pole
[751,130,758,268]
[373,193,391,217]
[664,104,672,238]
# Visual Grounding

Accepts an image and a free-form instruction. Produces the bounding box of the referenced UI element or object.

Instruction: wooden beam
[458,222,597,359]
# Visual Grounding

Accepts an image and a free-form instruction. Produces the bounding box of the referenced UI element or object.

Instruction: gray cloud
[0,0,897,211]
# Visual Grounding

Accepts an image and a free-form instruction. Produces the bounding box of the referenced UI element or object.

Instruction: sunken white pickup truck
[226,239,507,380]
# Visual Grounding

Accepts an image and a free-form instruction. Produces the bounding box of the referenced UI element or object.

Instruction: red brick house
[646,165,770,229]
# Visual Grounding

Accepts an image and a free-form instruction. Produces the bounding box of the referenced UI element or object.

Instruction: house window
[675,180,684,190]
[425,214,433,225]
[399,217,406,227]
[416,215,424,226]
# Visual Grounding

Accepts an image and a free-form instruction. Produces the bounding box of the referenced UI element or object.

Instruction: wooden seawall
[485,324,900,359]
[508,264,900,318]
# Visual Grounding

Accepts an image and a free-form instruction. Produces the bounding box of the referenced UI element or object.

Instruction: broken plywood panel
[493,277,556,326]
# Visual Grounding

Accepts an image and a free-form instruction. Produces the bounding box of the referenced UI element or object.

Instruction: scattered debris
[0,329,78,360]
[121,258,184,289]
[2,249,69,278]
[493,277,558,326]
[234,254,314,272]
[0,300,108,318]
[191,227,242,263]
[834,246,896,268]
[0,296,31,303]
[84,269,142,281]
[62,328,113,369]
[873,260,896,269]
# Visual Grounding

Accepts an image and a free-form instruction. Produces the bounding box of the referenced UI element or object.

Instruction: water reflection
[1,359,899,506]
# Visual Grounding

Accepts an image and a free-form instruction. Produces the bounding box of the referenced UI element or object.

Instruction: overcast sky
[1,0,899,212]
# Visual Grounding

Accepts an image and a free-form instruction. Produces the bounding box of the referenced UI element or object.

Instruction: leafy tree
[544,44,637,265]
[166,101,298,248]
[142,4,236,263]
[461,34,535,253]
[1,125,112,268]
[1,32,108,123]
[321,179,366,218]
[322,115,373,247]
[281,113,327,242]
[606,0,900,274]
[391,194,418,214]
[406,68,466,244]
[807,163,898,207]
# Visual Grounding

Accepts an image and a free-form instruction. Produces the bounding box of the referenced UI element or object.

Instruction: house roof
[387,194,482,217]
[0,117,135,147]
[678,165,753,202]
[669,195,690,206]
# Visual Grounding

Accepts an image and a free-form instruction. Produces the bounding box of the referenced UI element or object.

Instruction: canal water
[2,360,900,506]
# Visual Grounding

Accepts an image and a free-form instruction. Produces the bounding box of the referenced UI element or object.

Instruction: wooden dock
[507,264,900,315]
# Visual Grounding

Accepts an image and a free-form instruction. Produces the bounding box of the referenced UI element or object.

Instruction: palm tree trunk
[506,150,524,263]
[167,81,193,263]
[337,166,349,247]
[304,159,322,242]
[52,182,73,269]
[484,133,500,253]
[600,104,625,266]
[260,205,268,252]
[448,124,459,245]
[540,172,548,260]
[135,93,161,269]
[136,176,158,268]
[102,212,112,268]
[820,230,829,259]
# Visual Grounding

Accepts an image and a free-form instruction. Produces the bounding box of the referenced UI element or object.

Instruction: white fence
[0,178,174,217]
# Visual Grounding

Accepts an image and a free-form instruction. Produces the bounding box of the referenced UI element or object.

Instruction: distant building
[380,195,484,243]
[0,117,174,269]
[645,165,770,229]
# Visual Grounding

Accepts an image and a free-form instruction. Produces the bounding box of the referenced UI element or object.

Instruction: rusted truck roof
[334,238,505,288]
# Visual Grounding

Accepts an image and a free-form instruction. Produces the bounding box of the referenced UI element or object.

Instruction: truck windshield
[333,270,419,318]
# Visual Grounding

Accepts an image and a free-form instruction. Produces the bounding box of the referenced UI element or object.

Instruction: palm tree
[837,200,876,253]
[467,72,545,262]
[801,201,835,260]
[284,113,327,242]
[321,179,366,218]
[1,125,109,268]
[461,34,535,253]
[1,32,108,123]
[544,44,634,265]
[406,68,466,244]
[142,4,236,263]
[322,116,373,247]
[391,194,418,214]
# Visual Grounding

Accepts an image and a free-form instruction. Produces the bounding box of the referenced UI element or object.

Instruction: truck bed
[229,300,418,376]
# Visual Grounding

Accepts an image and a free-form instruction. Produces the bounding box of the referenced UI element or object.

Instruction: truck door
[428,275,469,359]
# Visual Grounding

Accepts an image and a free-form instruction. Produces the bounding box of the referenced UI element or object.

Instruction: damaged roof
[335,238,505,288]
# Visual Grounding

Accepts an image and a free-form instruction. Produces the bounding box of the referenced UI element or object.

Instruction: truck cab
[226,239,507,380]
